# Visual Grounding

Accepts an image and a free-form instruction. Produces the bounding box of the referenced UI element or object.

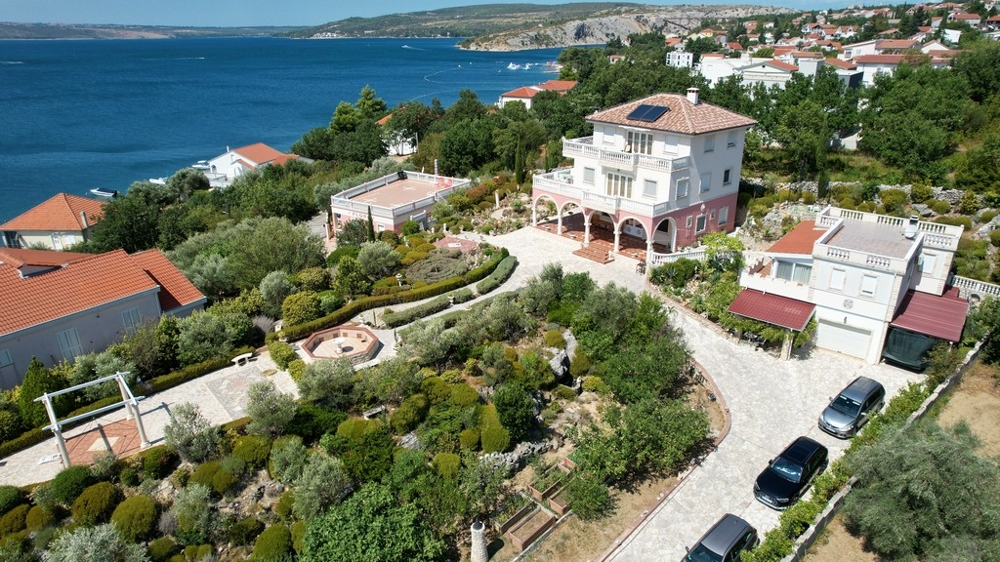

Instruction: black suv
[684,513,759,562]
[753,436,828,510]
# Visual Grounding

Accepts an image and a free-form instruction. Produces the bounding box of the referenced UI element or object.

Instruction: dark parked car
[754,436,828,510]
[818,376,885,438]
[684,513,759,562]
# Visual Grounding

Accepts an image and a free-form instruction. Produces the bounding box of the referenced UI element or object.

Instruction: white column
[583,214,591,247]
[613,229,621,253]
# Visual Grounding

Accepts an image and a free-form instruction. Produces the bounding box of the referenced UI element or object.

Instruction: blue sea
[0,37,565,222]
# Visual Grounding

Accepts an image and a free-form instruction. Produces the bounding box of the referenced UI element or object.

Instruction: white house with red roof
[531,90,756,263]
[733,208,967,366]
[0,248,205,388]
[497,79,577,109]
[206,143,303,187]
[1,194,107,251]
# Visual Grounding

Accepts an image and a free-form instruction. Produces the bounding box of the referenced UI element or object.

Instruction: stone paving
[0,223,923,562]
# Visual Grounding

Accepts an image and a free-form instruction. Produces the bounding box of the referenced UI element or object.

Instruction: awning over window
[890,287,970,343]
[727,289,816,331]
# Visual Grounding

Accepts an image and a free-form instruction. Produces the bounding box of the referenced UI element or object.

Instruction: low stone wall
[781,341,983,562]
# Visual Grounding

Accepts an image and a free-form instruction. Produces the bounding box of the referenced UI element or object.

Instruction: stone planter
[505,507,556,552]
[495,500,534,534]
[529,466,569,501]
[547,481,573,517]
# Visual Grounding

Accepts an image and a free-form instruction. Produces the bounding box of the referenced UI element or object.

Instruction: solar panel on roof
[626,104,669,122]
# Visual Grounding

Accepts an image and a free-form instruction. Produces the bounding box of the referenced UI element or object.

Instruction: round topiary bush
[287,359,306,382]
[0,503,29,536]
[71,481,121,526]
[111,494,157,542]
[544,329,567,349]
[142,445,179,480]
[432,453,461,480]
[25,504,55,532]
[251,524,292,561]
[389,394,429,435]
[459,428,480,451]
[229,517,265,546]
[232,435,272,469]
[267,341,298,371]
[211,466,238,497]
[480,425,511,454]
[50,465,95,506]
[449,383,480,408]
[148,536,178,562]
[119,467,140,487]
[0,486,25,518]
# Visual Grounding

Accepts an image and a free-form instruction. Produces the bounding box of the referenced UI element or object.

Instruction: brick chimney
[687,87,700,105]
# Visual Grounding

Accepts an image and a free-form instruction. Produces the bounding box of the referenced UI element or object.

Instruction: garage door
[817,320,871,360]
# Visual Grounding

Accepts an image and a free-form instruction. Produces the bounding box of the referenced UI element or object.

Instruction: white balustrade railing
[331,172,470,220]
[949,275,1000,299]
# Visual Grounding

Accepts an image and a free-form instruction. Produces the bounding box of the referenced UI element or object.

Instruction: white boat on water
[191,160,212,171]
[90,187,119,198]
[506,62,521,70]
[149,177,167,185]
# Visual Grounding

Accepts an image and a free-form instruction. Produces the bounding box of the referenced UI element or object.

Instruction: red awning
[890,288,969,342]
[727,289,816,331]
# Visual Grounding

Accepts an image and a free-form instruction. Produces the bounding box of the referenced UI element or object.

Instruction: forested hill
[283,3,794,51]
[0,22,297,40]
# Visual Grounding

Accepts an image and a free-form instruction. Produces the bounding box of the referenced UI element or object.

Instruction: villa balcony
[816,207,962,252]
[740,260,814,303]
[533,171,673,219]
[563,137,690,174]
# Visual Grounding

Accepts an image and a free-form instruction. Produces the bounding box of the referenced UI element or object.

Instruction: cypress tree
[366,206,376,242]
[18,357,65,427]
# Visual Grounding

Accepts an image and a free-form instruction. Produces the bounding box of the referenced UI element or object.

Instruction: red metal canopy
[727,289,816,331]
[890,288,969,342]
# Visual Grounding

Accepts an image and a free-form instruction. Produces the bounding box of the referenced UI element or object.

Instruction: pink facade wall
[666,192,739,248]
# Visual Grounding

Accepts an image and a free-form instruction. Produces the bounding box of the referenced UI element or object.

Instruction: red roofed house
[206,142,303,187]
[531,90,756,263]
[498,79,578,110]
[733,209,967,366]
[0,248,206,388]
[1,194,107,251]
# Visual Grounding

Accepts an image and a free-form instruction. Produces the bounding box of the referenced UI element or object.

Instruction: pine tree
[366,206,376,242]
[18,357,66,427]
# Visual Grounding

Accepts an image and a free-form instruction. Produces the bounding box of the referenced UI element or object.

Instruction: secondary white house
[731,208,968,367]
[0,194,107,250]
[330,171,471,235]
[205,143,304,187]
[0,248,206,388]
[531,89,756,265]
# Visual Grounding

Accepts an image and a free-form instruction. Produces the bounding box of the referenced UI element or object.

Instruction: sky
[3,0,849,27]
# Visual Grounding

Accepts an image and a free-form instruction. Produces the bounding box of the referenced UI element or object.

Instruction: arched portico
[652,217,678,255]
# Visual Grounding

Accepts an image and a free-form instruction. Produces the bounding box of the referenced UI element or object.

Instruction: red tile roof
[766,220,825,255]
[0,193,106,232]
[130,250,206,312]
[876,39,920,50]
[727,42,744,50]
[501,86,541,99]
[765,60,799,72]
[232,143,299,166]
[0,248,92,269]
[855,54,906,64]
[728,289,816,331]
[587,93,757,135]
[537,79,577,92]
[0,248,204,336]
[0,250,158,336]
[890,287,969,342]
[825,57,857,69]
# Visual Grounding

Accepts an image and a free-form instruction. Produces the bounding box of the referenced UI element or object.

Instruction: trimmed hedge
[71,481,121,525]
[268,341,298,370]
[111,494,157,542]
[476,255,518,294]
[0,503,29,536]
[230,517,265,546]
[274,248,510,342]
[232,435,272,469]
[149,537,178,562]
[50,465,95,506]
[25,504,55,531]
[251,523,292,561]
[0,486,25,518]
[383,293,458,328]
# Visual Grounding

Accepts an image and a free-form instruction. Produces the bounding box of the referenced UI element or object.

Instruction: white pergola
[34,371,150,469]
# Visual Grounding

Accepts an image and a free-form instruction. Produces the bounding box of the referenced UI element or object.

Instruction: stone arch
[651,217,678,254]
[557,201,585,234]
[531,193,558,228]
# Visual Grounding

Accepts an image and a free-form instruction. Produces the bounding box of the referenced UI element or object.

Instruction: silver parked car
[684,513,759,562]
[818,376,886,438]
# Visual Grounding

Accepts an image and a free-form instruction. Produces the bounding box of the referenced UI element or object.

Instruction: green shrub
[111,494,157,542]
[120,467,140,487]
[476,256,517,294]
[910,183,933,203]
[420,376,451,404]
[801,191,816,205]
[979,210,997,224]
[0,486,25,518]
[291,520,306,554]
[233,435,272,469]
[189,461,221,490]
[287,359,306,382]
[933,215,973,231]
[229,517,265,546]
[50,465,95,506]
[459,428,480,450]
[25,504,55,531]
[326,245,359,267]
[142,445,179,480]
[449,383,480,408]
[566,473,612,521]
[275,491,294,520]
[390,394,429,434]
[383,295,452,328]
[0,504,29,536]
[184,545,214,560]
[481,425,511,453]
[285,403,346,444]
[71,481,121,525]
[432,453,461,480]
[210,467,238,497]
[990,229,1000,247]
[0,428,48,462]
[570,352,592,378]
[544,329,566,349]
[282,291,323,327]
[927,198,951,214]
[554,385,577,401]
[148,537,178,562]
[251,523,292,562]
[268,341,297,371]
[582,376,609,394]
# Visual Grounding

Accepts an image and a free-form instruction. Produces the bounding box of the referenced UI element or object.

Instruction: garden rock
[974,213,1000,240]
[547,350,569,381]
[911,203,934,217]
[480,440,556,474]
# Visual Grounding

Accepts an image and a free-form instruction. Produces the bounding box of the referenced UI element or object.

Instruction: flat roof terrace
[332,172,472,220]
[348,177,449,209]
[825,220,916,259]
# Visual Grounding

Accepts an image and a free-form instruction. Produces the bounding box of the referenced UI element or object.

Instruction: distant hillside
[287,2,795,51]
[0,22,298,40]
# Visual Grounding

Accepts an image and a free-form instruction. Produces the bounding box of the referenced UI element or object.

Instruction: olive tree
[298,358,356,410]
[163,403,221,464]
[246,380,298,439]
[46,524,149,562]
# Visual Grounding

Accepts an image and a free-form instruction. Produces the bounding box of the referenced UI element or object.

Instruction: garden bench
[232,352,253,367]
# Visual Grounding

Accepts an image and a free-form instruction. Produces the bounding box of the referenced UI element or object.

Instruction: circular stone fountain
[302,324,379,364]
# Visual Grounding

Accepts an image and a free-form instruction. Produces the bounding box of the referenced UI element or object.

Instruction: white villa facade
[732,208,968,366]
[531,89,756,264]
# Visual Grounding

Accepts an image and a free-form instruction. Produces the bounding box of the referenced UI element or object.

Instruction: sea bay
[0,37,565,222]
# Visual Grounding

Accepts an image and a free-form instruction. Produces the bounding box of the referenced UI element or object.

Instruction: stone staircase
[572,238,615,264]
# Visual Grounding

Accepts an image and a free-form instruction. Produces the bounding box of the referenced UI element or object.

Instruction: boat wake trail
[0,61,24,65]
